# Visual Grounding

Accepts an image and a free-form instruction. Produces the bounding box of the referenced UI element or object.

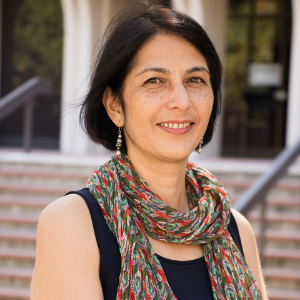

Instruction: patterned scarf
[87,153,262,300]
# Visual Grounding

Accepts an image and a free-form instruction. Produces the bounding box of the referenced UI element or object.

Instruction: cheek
[192,88,214,115]
[125,91,165,120]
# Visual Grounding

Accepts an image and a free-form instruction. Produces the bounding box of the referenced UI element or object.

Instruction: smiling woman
[31,2,267,300]
[103,33,214,162]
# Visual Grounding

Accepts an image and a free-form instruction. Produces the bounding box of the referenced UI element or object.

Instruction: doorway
[222,0,291,158]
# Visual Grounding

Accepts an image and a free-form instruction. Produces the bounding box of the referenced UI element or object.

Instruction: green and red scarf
[87,153,262,299]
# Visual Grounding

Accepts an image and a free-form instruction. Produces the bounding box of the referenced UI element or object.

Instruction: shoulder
[231,208,255,238]
[37,193,96,244]
[36,193,99,262]
[31,194,103,299]
[231,208,258,259]
[231,208,268,300]
[39,193,91,227]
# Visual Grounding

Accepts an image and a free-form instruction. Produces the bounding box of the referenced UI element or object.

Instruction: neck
[127,151,190,212]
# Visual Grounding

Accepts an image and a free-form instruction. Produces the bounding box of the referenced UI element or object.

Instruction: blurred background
[0,0,299,299]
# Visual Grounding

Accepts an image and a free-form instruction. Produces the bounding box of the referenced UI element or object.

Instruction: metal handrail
[234,137,300,265]
[0,77,53,151]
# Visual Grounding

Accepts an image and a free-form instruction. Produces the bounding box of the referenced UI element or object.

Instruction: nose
[167,82,192,111]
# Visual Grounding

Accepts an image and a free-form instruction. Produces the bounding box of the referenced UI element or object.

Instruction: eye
[145,77,162,84]
[188,77,204,84]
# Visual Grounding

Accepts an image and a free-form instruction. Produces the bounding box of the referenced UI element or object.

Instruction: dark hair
[80,1,222,153]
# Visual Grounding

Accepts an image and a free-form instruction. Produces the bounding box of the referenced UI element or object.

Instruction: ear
[102,86,124,127]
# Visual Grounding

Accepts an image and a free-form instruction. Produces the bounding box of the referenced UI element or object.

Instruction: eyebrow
[135,66,210,77]
[135,67,170,77]
[186,66,210,75]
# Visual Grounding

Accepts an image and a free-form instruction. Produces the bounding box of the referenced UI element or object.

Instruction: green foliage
[225,0,279,109]
[225,18,249,109]
[12,0,63,92]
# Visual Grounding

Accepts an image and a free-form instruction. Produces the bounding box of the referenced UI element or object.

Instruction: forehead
[131,33,208,72]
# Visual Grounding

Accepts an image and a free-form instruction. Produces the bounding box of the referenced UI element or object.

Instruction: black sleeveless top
[67,188,245,300]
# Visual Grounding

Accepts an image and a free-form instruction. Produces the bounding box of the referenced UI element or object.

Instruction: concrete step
[0,168,89,189]
[0,183,79,197]
[0,230,36,242]
[266,196,300,208]
[263,267,300,291]
[0,213,39,225]
[0,248,35,269]
[263,248,300,269]
[254,229,300,250]
[0,248,36,261]
[248,211,300,228]
[0,266,32,288]
[222,178,300,192]
[0,229,37,249]
[0,167,90,180]
[0,267,32,281]
[264,248,300,261]
[255,229,300,242]
[0,286,30,300]
[267,288,300,300]
[263,267,300,281]
[0,196,51,215]
[0,196,51,209]
[231,195,300,207]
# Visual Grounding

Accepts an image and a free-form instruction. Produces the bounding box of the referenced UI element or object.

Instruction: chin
[156,148,192,163]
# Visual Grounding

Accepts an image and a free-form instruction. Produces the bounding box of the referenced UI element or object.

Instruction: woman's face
[119,33,214,162]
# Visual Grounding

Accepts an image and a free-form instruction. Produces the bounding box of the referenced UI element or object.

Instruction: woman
[31,2,268,300]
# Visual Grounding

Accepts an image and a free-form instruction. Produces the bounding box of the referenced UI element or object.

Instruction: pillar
[59,0,94,154]
[286,0,300,146]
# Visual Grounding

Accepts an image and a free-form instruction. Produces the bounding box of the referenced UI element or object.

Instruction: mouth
[157,122,193,129]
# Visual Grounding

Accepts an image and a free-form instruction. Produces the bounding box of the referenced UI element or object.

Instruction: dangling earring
[197,139,203,154]
[116,127,122,157]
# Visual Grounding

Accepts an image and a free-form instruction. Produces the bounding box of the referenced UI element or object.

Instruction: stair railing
[0,77,53,152]
[234,137,300,266]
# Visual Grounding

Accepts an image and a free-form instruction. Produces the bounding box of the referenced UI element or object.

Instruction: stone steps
[0,266,32,289]
[0,214,39,231]
[247,211,300,232]
[263,267,300,281]
[248,211,300,223]
[0,197,51,209]
[0,230,36,243]
[267,289,300,300]
[0,152,299,299]
[0,286,30,300]
[0,248,36,262]
[264,248,300,261]
[0,183,78,197]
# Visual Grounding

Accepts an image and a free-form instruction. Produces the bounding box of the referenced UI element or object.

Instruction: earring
[116,127,122,157]
[197,139,203,154]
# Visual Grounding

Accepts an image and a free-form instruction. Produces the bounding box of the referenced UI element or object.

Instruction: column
[286,0,300,146]
[59,0,94,154]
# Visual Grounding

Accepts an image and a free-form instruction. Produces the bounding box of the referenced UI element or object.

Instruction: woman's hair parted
[80,1,223,153]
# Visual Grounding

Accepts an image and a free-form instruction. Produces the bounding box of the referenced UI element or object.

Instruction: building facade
[1,0,299,158]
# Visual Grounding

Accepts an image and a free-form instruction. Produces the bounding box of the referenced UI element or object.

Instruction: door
[222,0,291,158]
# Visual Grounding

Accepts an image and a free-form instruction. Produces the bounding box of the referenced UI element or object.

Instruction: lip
[158,120,194,125]
[157,120,194,135]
